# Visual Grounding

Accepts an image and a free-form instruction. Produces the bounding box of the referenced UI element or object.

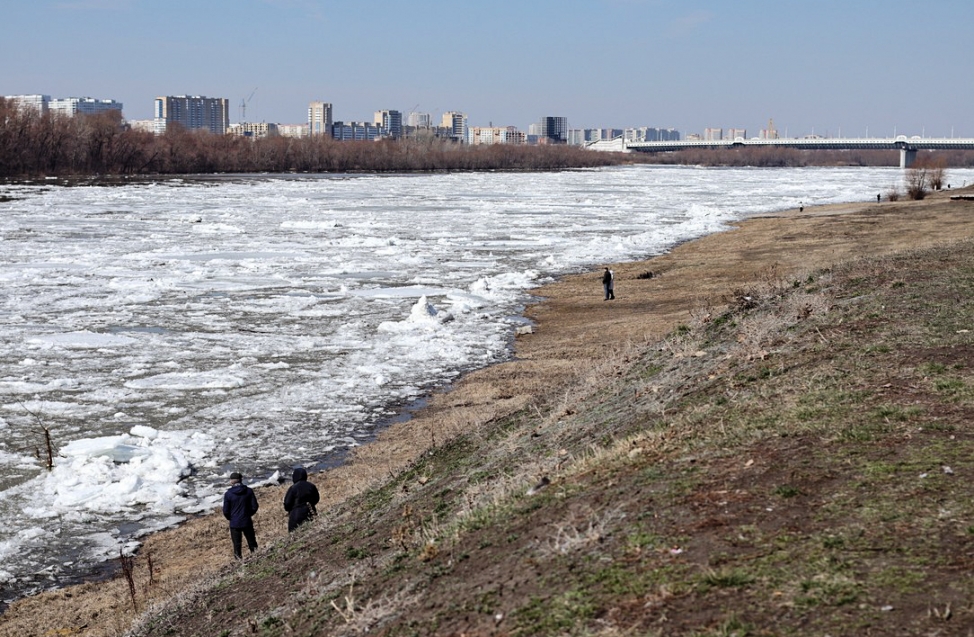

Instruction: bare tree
[905,164,928,200]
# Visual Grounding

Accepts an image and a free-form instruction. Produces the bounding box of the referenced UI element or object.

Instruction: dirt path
[3,187,973,637]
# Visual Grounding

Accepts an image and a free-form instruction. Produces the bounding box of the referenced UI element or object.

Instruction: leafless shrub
[119,549,138,611]
[536,506,625,558]
[14,402,58,470]
[782,289,833,322]
[905,165,929,200]
[329,579,420,635]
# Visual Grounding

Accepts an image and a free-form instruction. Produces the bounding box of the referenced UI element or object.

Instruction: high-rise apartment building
[227,122,279,138]
[441,111,467,141]
[406,112,431,128]
[538,116,568,143]
[469,126,525,145]
[331,121,382,141]
[374,110,402,138]
[308,101,333,137]
[4,94,51,114]
[154,95,229,135]
[703,128,723,141]
[50,97,123,118]
[278,124,309,138]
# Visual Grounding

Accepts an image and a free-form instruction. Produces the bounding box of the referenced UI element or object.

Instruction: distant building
[623,128,645,143]
[128,119,156,133]
[726,128,747,140]
[279,124,309,138]
[574,127,681,144]
[308,101,333,137]
[760,118,779,140]
[538,116,568,143]
[468,126,525,145]
[569,129,621,145]
[228,122,279,138]
[154,95,229,135]
[49,97,123,118]
[4,94,51,114]
[406,112,431,128]
[629,127,680,142]
[686,133,703,141]
[331,121,382,141]
[441,111,467,142]
[703,127,723,141]
[374,109,403,138]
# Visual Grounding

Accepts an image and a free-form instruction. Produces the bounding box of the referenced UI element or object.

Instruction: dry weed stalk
[15,401,58,470]
[537,506,625,558]
[329,578,420,635]
[119,549,138,611]
[331,580,359,623]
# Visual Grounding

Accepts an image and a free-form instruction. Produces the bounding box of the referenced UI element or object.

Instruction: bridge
[589,136,974,168]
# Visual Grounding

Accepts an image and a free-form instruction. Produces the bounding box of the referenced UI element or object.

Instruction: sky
[3,0,973,138]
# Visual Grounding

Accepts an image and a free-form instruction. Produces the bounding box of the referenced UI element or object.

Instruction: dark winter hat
[229,472,243,482]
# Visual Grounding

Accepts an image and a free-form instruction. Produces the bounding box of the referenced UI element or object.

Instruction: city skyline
[3,0,973,138]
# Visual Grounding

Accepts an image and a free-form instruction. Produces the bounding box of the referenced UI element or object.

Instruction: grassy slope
[128,224,974,634]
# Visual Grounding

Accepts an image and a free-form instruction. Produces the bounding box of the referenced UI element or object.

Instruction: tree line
[4,98,974,178]
[0,100,618,178]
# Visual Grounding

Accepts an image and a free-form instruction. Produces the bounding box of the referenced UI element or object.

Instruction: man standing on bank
[284,467,320,532]
[223,471,259,559]
[602,267,615,301]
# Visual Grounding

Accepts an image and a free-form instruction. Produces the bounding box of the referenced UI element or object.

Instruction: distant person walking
[283,467,320,532]
[223,471,259,559]
[877,193,881,202]
[602,267,615,301]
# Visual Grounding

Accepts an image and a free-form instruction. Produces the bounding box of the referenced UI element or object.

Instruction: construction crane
[239,87,258,122]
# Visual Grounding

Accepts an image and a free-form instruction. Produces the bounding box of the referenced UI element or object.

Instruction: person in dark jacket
[283,467,320,532]
[222,472,259,559]
[601,267,615,300]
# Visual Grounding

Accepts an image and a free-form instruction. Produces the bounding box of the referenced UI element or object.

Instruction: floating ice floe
[28,331,138,349]
[378,296,454,332]
[31,425,216,517]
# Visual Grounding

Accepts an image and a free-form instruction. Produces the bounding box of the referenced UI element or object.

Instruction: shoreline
[3,186,973,636]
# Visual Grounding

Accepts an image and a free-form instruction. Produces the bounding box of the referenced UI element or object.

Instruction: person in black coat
[222,472,259,559]
[283,467,320,532]
[601,267,615,300]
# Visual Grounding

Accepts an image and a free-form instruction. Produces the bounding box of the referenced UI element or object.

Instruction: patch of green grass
[933,377,966,397]
[774,484,802,498]
[922,362,948,375]
[870,566,925,593]
[513,590,597,636]
[626,530,664,551]
[795,573,861,607]
[698,568,755,590]
[691,615,754,637]
[345,546,370,560]
[871,404,921,422]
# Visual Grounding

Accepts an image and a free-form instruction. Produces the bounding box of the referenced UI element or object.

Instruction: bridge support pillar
[900,148,917,168]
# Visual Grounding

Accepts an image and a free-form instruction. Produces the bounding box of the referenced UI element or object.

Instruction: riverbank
[3,185,974,636]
